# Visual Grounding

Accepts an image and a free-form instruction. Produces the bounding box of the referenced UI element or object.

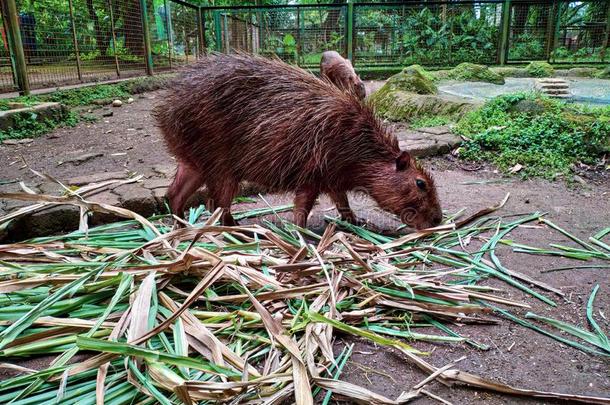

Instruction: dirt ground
[0,89,609,404]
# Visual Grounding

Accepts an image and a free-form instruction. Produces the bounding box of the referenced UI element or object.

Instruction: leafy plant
[456,93,610,179]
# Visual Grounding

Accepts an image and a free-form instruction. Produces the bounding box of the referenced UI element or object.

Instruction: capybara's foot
[222,213,238,226]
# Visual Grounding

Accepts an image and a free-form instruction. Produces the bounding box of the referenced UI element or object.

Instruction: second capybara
[154,53,442,229]
[320,50,366,100]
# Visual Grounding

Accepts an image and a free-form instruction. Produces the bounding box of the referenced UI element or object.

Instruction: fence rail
[1,0,609,95]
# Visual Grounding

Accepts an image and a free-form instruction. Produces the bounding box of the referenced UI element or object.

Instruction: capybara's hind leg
[329,191,360,225]
[167,163,206,217]
[293,185,319,228]
[207,179,239,226]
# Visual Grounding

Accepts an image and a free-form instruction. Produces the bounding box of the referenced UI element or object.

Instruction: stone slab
[68,171,128,186]
[396,128,462,157]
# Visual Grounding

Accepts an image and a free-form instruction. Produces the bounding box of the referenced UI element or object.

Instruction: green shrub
[447,63,505,85]
[456,93,610,179]
[525,61,554,78]
[596,66,610,79]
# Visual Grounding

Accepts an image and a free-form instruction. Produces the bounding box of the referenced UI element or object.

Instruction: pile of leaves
[0,182,608,404]
[456,92,610,179]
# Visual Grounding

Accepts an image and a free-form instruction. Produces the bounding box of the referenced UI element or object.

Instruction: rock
[395,128,462,157]
[127,97,135,104]
[152,165,175,177]
[112,99,123,107]
[58,152,103,166]
[111,183,158,216]
[3,138,33,145]
[68,171,127,186]
[573,175,587,185]
[567,67,598,78]
[511,99,549,115]
[526,61,554,78]
[143,178,170,190]
[371,91,476,122]
[102,111,113,117]
[447,63,505,85]
[595,66,610,79]
[374,66,437,96]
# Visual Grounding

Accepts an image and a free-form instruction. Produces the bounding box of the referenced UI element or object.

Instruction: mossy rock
[371,90,475,122]
[526,61,554,78]
[408,64,436,82]
[491,67,529,78]
[446,63,505,85]
[595,66,610,79]
[567,67,598,78]
[509,99,550,116]
[376,66,438,96]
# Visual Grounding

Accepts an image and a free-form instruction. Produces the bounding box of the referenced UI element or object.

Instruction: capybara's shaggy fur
[155,53,442,229]
[320,50,366,100]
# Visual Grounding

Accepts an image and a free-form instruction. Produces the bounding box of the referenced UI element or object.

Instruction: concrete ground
[0,85,609,404]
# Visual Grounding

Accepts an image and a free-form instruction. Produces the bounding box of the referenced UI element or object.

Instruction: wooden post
[107,0,121,77]
[139,0,153,75]
[68,0,83,81]
[3,0,30,94]
[197,7,206,56]
[600,2,610,61]
[498,0,511,65]
[214,11,222,52]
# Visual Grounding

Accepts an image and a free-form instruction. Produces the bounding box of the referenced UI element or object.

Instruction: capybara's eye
[416,179,426,190]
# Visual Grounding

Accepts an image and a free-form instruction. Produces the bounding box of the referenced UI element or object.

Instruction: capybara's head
[369,151,442,230]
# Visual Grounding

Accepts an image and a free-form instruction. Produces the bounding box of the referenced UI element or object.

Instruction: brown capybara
[155,53,442,229]
[320,50,366,100]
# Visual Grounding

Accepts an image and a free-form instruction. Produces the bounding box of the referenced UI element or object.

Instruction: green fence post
[498,0,511,65]
[3,0,30,95]
[198,7,206,56]
[214,11,222,52]
[346,0,354,62]
[165,0,172,68]
[68,0,83,81]
[139,0,154,75]
[602,2,610,62]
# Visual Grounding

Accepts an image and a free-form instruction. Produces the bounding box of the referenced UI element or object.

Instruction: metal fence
[1,0,609,94]
[0,0,202,93]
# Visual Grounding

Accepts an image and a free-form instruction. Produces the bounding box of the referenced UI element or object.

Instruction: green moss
[455,92,610,179]
[447,63,505,85]
[371,90,474,122]
[595,66,610,79]
[525,61,554,78]
[379,66,438,95]
[0,110,78,142]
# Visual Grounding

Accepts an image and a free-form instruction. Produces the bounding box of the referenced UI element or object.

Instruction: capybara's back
[155,53,442,229]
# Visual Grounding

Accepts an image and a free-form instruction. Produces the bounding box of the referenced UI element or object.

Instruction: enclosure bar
[198,7,206,55]
[551,1,562,63]
[68,0,83,81]
[165,0,173,69]
[139,0,154,75]
[544,1,556,62]
[602,1,610,61]
[2,0,30,94]
[346,1,354,61]
[108,0,121,78]
[214,11,222,52]
[498,0,511,65]
[296,8,301,65]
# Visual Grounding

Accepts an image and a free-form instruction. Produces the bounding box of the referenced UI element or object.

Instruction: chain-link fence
[1,0,609,94]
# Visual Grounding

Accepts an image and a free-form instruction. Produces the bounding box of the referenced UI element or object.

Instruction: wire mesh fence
[205,5,347,67]
[1,0,201,93]
[1,0,609,94]
[0,11,17,92]
[353,2,504,67]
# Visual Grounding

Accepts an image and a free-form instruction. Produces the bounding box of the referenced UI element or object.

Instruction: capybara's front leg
[329,191,361,225]
[167,162,206,218]
[293,185,319,228]
[207,178,239,226]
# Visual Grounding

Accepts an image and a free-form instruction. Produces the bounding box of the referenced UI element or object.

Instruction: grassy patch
[0,75,172,141]
[455,93,610,179]
[410,115,454,129]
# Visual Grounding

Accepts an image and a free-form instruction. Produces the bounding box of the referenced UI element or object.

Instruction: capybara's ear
[396,151,411,171]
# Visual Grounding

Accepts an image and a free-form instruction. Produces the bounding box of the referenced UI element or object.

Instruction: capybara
[155,53,442,229]
[320,50,366,100]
